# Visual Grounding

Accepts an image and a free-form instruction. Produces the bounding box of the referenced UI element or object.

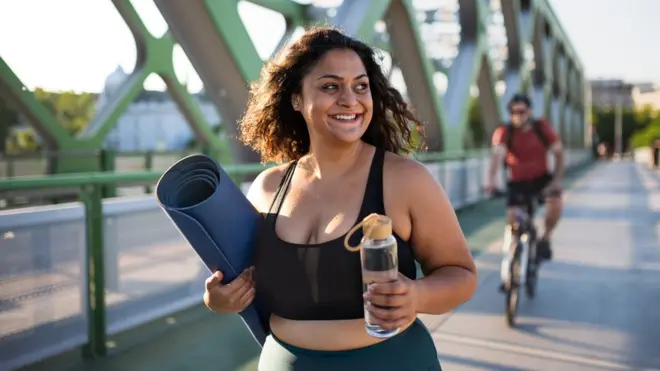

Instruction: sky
[0,0,658,94]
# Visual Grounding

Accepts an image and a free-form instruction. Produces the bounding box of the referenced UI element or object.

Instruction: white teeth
[333,114,357,120]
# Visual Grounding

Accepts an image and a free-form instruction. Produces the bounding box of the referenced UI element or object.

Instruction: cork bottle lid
[366,214,392,240]
[344,213,392,252]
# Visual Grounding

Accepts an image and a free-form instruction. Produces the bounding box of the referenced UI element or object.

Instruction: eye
[322,83,338,91]
[355,83,369,92]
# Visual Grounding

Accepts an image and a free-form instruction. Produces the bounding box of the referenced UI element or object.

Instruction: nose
[337,87,358,107]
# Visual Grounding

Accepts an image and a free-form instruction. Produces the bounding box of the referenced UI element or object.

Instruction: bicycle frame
[503,196,538,288]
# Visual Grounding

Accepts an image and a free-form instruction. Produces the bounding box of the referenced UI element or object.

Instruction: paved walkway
[22,160,660,371]
[421,160,660,370]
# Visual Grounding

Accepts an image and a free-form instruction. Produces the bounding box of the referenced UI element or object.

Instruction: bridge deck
[21,160,660,371]
[426,160,660,370]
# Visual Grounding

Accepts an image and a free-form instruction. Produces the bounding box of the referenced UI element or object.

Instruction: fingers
[219,268,254,295]
[367,275,409,296]
[205,267,254,292]
[204,267,256,313]
[237,283,256,309]
[245,266,255,287]
[205,270,223,290]
[365,302,412,330]
[364,292,408,308]
[364,274,415,330]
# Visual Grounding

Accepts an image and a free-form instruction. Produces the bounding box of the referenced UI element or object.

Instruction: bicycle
[488,188,540,327]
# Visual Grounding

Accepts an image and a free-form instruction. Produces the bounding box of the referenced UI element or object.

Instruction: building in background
[589,79,635,110]
[590,78,660,111]
[97,67,222,152]
[632,83,660,111]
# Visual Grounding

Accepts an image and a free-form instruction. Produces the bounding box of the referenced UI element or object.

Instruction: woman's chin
[325,123,367,144]
[329,130,367,145]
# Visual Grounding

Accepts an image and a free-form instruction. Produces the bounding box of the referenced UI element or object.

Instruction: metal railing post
[145,151,154,194]
[81,185,107,358]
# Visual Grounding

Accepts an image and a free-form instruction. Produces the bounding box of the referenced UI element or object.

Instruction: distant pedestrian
[651,136,660,168]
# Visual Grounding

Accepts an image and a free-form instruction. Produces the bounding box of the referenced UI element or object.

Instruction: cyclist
[485,93,565,292]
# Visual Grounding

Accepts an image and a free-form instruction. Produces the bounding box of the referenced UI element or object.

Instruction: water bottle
[344,213,400,339]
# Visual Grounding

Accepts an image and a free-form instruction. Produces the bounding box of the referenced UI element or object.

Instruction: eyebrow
[317,73,368,81]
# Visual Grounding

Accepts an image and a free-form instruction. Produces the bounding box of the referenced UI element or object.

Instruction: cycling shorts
[506,173,559,207]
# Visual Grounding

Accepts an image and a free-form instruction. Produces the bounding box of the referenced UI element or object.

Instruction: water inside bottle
[361,240,400,338]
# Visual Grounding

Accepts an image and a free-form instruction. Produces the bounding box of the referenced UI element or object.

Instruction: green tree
[33,88,96,136]
[7,129,40,152]
[0,97,19,153]
[592,104,660,151]
[630,114,660,148]
[592,107,639,152]
[465,97,487,149]
[634,104,656,130]
[5,89,97,153]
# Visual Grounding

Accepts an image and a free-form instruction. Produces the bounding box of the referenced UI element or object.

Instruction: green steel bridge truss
[0,0,588,174]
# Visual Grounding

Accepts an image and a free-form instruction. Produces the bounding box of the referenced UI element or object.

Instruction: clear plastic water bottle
[345,213,400,339]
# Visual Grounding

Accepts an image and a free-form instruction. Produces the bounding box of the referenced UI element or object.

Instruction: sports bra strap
[266,147,386,224]
[361,147,386,216]
[267,161,297,225]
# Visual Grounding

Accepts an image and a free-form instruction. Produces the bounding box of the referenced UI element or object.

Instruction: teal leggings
[257,319,441,371]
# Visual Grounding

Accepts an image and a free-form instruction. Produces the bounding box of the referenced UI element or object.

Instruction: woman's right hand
[203,267,255,314]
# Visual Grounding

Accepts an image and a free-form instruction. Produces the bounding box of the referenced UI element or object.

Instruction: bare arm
[487,126,507,188]
[488,144,506,187]
[403,162,478,315]
[539,119,564,184]
[550,141,565,183]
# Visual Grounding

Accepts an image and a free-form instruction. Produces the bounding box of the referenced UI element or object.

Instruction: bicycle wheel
[506,244,521,327]
[525,251,537,298]
[525,233,538,299]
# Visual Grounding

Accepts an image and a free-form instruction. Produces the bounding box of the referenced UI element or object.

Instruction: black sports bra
[253,147,417,321]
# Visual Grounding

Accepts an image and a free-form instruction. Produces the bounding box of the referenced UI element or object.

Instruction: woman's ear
[291,94,301,111]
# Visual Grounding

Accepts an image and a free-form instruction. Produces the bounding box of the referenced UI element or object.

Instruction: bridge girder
[0,0,588,171]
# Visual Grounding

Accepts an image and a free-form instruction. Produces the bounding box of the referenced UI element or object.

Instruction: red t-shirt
[491,118,558,182]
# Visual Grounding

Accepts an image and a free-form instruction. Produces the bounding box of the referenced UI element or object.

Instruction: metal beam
[83,0,224,160]
[0,58,74,151]
[476,55,502,139]
[331,0,392,42]
[0,0,590,179]
[442,0,501,150]
[384,0,446,151]
[248,0,308,21]
[155,0,262,164]
[500,0,536,121]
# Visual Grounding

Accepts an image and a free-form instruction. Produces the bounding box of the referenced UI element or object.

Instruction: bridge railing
[0,149,594,370]
[0,150,194,178]
[0,150,204,209]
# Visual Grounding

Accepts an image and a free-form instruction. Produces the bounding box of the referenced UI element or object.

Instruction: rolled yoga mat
[155,154,269,347]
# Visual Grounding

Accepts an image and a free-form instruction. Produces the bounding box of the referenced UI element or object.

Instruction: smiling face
[509,101,531,127]
[293,48,373,147]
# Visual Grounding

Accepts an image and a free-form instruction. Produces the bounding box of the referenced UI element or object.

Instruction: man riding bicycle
[485,94,565,292]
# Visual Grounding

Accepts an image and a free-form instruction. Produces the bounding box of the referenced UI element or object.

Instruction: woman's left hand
[363,272,420,330]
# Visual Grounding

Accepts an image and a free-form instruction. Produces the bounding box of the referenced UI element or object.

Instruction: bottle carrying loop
[344,213,387,252]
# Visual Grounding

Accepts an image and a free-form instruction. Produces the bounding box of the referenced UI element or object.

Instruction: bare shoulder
[246,162,292,213]
[381,152,446,241]
[383,152,440,197]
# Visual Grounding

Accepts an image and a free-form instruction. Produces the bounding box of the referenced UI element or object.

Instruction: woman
[203,27,477,370]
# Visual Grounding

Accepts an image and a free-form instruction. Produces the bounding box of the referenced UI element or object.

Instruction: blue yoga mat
[155,154,269,346]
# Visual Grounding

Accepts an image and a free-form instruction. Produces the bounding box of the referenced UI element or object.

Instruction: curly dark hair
[238,26,427,164]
